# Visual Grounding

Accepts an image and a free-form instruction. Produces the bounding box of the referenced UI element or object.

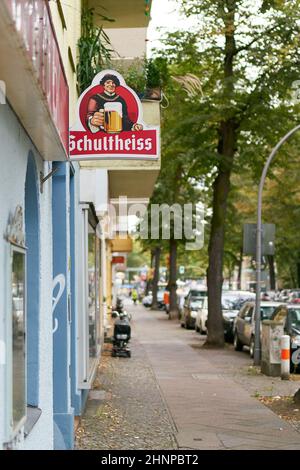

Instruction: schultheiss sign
[70,70,159,161]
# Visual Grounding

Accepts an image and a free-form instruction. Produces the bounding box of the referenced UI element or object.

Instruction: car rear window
[288,309,300,329]
[190,290,207,298]
[260,306,276,320]
[191,298,205,309]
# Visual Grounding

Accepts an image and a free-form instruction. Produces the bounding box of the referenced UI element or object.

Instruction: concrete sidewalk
[132,304,300,450]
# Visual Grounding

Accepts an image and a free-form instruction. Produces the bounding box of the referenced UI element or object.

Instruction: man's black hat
[100,74,120,87]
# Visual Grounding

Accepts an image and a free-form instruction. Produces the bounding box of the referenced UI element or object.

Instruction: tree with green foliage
[167,0,300,346]
[263,148,300,288]
[139,62,210,318]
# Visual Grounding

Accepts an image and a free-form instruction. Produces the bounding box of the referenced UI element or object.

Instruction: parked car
[276,289,292,303]
[270,304,300,370]
[222,296,254,343]
[233,301,282,357]
[142,287,166,309]
[195,290,255,337]
[195,297,208,334]
[181,288,207,329]
[288,291,300,304]
[142,293,152,308]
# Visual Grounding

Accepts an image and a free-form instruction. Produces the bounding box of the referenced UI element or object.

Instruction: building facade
[0,0,72,450]
[0,0,158,450]
[80,0,159,315]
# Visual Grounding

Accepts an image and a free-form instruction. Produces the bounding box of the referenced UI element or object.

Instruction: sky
[129,1,195,232]
[147,0,196,56]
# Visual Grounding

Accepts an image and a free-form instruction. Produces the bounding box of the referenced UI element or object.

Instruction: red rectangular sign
[112,256,125,264]
[70,130,158,160]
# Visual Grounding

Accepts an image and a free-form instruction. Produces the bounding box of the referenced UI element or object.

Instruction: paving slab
[132,305,300,450]
[77,303,300,450]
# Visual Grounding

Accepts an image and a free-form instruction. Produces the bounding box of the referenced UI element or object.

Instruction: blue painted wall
[69,167,82,415]
[25,153,40,407]
[52,162,74,450]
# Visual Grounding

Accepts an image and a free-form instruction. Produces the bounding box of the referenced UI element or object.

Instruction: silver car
[233,301,282,357]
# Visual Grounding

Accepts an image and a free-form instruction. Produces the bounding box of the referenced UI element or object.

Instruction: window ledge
[78,357,99,390]
[24,406,42,438]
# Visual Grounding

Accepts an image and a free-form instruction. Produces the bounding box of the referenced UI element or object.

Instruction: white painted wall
[106,27,148,59]
[49,0,81,121]
[23,160,54,450]
[79,168,109,347]
[80,169,108,211]
[0,102,53,449]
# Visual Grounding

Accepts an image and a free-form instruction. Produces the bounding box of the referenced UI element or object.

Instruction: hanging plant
[114,58,147,97]
[77,6,115,94]
[144,57,169,101]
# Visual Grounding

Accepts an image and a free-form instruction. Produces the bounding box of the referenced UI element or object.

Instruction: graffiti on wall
[52,274,66,334]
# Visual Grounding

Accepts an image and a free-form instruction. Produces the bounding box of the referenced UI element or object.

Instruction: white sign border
[70,69,160,162]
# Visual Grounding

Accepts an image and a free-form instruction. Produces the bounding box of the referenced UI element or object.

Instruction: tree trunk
[290,267,297,288]
[237,247,243,290]
[151,248,155,269]
[151,246,161,310]
[168,238,178,319]
[145,249,155,296]
[228,264,233,289]
[206,0,237,347]
[267,255,276,290]
[207,167,233,347]
[297,258,300,289]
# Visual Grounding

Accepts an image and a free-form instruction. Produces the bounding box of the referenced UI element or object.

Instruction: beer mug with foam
[104,102,123,133]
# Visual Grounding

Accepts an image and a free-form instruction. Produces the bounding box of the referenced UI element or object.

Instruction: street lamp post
[254,124,300,366]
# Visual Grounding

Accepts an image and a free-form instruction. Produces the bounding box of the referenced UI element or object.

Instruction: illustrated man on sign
[87,74,143,133]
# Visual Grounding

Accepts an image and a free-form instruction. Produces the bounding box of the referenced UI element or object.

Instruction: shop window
[78,204,101,388]
[25,153,40,407]
[11,247,26,432]
[4,205,27,443]
[4,153,41,445]
[88,229,97,369]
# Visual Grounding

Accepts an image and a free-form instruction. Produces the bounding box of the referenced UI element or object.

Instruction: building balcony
[89,0,152,59]
[0,0,69,161]
[111,235,133,254]
[88,0,152,29]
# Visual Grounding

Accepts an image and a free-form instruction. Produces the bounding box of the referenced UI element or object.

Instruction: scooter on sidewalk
[111,311,131,358]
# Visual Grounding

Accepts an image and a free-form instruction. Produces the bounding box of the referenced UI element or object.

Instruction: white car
[195,297,208,334]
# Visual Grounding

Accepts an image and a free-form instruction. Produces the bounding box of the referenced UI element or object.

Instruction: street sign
[243,223,275,256]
